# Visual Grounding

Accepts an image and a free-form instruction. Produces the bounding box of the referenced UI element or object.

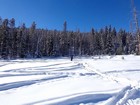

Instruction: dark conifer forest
[0,17,138,59]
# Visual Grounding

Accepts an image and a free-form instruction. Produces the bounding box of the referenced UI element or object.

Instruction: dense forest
[0,17,138,59]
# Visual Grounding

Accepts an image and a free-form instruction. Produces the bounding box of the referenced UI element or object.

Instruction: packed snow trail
[83,62,140,105]
[83,63,139,87]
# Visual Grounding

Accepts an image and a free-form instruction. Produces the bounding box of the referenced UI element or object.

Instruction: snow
[0,55,140,105]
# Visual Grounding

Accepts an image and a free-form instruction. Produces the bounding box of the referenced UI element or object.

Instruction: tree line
[0,17,137,59]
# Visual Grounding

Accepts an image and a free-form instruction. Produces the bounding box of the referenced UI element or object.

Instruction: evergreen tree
[28,21,36,57]
[0,17,2,57]
[94,32,102,55]
[1,19,9,58]
[99,28,105,54]
[9,18,15,58]
[60,21,68,56]
[16,23,27,58]
[106,25,114,55]
[89,28,95,55]
[0,17,2,26]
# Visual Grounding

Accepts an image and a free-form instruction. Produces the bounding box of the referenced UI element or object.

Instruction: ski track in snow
[26,92,115,105]
[0,75,68,91]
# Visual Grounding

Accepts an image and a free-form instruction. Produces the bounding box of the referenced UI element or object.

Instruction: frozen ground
[0,55,140,105]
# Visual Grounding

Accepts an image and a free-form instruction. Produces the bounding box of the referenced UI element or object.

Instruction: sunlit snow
[0,55,140,105]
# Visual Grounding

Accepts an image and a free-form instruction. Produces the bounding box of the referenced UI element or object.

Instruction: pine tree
[106,25,114,55]
[89,28,95,55]
[28,21,36,57]
[47,31,54,56]
[40,29,48,56]
[16,23,27,58]
[52,30,60,57]
[99,28,105,54]
[60,21,68,56]
[117,29,124,54]
[9,18,15,58]
[95,32,102,55]
[1,19,9,59]
[0,17,2,26]
[0,17,2,57]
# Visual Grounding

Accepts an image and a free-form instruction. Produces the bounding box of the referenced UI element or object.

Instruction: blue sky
[0,0,140,32]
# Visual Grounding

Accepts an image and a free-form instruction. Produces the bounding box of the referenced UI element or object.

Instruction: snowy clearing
[0,55,140,105]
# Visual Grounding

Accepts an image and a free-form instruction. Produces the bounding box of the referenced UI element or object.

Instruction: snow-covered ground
[0,55,140,105]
